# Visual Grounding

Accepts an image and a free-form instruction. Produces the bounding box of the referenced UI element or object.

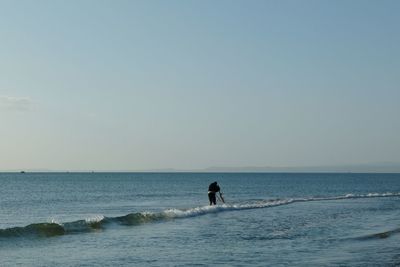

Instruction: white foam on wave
[50,218,61,225]
[160,199,299,219]
[85,215,105,223]
[310,192,400,202]
[341,192,400,199]
[163,205,229,218]
[159,192,400,220]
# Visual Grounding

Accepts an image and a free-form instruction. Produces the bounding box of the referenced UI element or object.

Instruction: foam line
[0,192,399,239]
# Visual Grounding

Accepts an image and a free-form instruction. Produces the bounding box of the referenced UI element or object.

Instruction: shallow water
[1,172,400,266]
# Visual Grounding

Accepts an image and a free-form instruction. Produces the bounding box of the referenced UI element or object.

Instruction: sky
[0,0,399,171]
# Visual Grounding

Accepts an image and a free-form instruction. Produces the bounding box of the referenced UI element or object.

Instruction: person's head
[213,181,218,185]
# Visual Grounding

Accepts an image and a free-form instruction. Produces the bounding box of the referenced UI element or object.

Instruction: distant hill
[202,162,400,173]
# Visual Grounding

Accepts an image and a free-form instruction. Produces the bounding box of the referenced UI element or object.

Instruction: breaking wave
[1,192,399,239]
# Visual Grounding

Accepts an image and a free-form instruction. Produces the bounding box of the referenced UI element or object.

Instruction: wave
[355,227,400,240]
[1,192,399,239]
[0,223,65,238]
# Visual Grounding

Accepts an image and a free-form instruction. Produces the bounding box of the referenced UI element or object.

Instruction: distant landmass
[200,162,400,173]
[3,162,400,173]
[146,162,400,173]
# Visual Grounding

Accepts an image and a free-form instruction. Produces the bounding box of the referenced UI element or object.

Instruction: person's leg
[211,193,216,205]
[208,193,213,205]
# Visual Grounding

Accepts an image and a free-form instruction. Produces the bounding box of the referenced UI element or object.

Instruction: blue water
[1,172,400,266]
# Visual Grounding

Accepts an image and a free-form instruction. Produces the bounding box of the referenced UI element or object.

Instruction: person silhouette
[208,181,224,205]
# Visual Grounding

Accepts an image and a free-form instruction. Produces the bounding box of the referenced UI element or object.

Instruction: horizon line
[2,162,400,174]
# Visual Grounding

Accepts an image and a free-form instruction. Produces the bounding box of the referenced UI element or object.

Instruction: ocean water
[1,172,400,267]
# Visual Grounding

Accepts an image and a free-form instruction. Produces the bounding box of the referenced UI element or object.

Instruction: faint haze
[0,0,399,171]
[0,96,33,111]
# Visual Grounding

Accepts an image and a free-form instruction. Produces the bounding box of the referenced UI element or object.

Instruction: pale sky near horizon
[0,0,399,171]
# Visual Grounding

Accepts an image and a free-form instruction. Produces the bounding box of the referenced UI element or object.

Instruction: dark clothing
[208,182,220,193]
[208,182,220,205]
[208,192,217,205]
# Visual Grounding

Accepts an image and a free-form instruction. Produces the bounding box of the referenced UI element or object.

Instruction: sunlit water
[1,172,400,266]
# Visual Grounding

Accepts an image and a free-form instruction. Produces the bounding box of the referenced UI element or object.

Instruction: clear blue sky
[0,0,399,171]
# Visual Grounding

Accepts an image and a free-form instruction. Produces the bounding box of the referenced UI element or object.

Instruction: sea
[1,172,400,267]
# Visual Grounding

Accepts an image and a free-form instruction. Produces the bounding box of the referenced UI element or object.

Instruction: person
[208,181,224,205]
